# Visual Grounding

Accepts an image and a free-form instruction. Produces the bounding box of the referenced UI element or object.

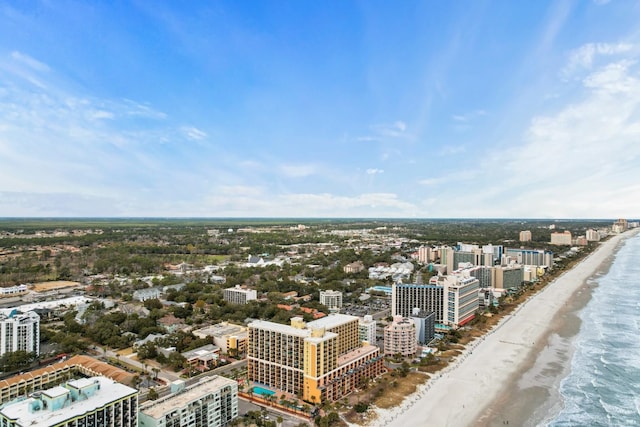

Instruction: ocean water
[548,234,640,426]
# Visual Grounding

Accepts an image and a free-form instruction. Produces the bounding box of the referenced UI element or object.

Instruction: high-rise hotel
[392,273,479,328]
[247,314,383,404]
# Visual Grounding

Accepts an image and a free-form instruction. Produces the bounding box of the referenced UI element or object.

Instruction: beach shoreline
[373,230,637,427]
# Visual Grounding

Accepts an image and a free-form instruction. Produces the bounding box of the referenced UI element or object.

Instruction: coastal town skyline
[1,1,640,219]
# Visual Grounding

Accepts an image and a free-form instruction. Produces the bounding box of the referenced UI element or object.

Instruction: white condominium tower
[223,285,257,304]
[319,290,343,311]
[0,310,40,357]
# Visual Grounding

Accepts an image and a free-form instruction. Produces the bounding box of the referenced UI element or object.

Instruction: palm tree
[267,394,276,406]
[152,367,160,380]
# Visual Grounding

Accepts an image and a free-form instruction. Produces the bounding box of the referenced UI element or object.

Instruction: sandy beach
[374,230,637,427]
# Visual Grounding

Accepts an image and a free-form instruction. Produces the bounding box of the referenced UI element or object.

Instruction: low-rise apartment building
[223,286,257,305]
[0,377,138,427]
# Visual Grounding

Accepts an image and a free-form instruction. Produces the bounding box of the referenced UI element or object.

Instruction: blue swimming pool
[252,386,275,396]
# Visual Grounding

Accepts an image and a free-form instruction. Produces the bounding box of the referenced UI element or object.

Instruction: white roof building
[0,377,138,427]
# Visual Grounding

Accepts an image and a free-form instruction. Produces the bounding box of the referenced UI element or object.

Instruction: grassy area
[341,371,428,424]
[373,372,427,409]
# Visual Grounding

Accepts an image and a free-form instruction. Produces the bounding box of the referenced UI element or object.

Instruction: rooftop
[0,377,137,425]
[248,320,310,337]
[139,376,236,419]
[0,355,136,390]
[192,322,246,338]
[337,344,379,366]
[307,313,358,330]
[305,331,338,344]
[182,344,220,360]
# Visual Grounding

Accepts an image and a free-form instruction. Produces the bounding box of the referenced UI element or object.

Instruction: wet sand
[377,231,635,427]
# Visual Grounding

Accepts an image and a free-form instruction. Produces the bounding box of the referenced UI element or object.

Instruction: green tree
[0,350,36,372]
[147,387,159,400]
[167,352,186,371]
[143,298,163,310]
[136,342,158,360]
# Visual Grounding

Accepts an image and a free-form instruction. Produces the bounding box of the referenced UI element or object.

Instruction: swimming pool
[252,386,275,396]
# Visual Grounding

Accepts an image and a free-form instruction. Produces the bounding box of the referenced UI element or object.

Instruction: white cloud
[451,110,486,122]
[279,164,317,177]
[394,121,407,132]
[418,178,443,186]
[10,51,50,72]
[217,185,264,197]
[356,136,379,142]
[182,126,207,140]
[439,145,466,156]
[0,51,227,206]
[278,192,416,216]
[355,120,412,144]
[366,168,384,175]
[90,110,115,120]
[374,121,410,138]
[562,43,634,77]
[489,57,640,217]
[121,99,167,120]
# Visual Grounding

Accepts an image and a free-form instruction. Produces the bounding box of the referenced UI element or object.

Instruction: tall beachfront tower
[392,274,479,328]
[247,314,383,403]
[0,309,40,357]
[392,283,444,322]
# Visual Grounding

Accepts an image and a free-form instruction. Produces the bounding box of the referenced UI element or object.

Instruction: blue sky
[1,0,639,218]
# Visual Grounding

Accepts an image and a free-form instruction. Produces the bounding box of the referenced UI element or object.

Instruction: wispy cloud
[182,126,207,140]
[439,145,466,156]
[0,51,226,205]
[217,185,264,197]
[357,120,412,142]
[356,136,379,142]
[562,42,634,78]
[10,51,50,72]
[491,56,640,217]
[373,121,410,138]
[366,168,384,175]
[279,164,317,177]
[418,177,444,186]
[452,110,486,122]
